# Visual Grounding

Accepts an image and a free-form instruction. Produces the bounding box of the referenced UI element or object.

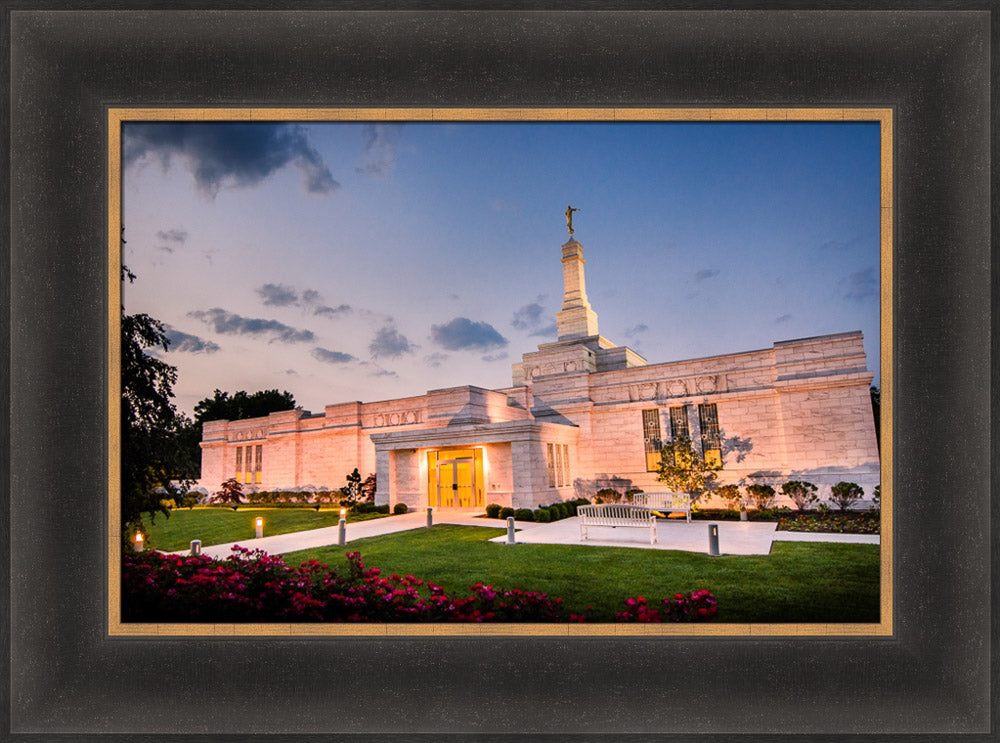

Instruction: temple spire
[555,230,599,340]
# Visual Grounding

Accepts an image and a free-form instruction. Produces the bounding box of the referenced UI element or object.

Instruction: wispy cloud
[356,124,402,176]
[775,314,793,323]
[512,297,546,331]
[311,347,357,364]
[156,228,188,243]
[256,283,299,307]
[842,266,878,301]
[695,268,720,281]
[369,324,417,359]
[529,322,558,339]
[424,352,449,368]
[163,325,220,354]
[123,122,338,197]
[431,317,508,352]
[188,308,315,344]
[624,323,648,338]
[481,352,509,362]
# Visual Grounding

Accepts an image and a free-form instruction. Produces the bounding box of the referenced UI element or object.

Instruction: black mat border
[5,5,995,741]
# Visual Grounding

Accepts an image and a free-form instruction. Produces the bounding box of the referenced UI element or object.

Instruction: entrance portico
[371,420,579,512]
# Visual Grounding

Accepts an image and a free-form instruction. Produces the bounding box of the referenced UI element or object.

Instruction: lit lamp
[255,517,263,539]
[338,508,347,546]
[133,532,144,552]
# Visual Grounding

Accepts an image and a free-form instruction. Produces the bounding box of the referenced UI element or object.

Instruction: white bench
[577,504,658,545]
[630,492,692,522]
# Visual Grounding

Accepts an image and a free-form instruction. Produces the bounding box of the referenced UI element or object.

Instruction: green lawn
[141,507,390,552]
[281,524,880,623]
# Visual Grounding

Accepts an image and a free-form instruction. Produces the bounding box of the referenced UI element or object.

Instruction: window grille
[642,409,662,472]
[699,403,722,468]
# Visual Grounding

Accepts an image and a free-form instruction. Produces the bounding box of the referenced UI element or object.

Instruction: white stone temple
[199,232,880,510]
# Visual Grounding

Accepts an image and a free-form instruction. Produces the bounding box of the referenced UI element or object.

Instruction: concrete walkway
[171,511,879,560]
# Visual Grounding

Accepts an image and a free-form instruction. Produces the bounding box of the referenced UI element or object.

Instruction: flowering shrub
[123,548,718,623]
[777,512,880,534]
[615,591,719,623]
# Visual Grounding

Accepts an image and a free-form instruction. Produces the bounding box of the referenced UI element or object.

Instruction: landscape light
[340,507,347,519]
[338,508,347,546]
[134,533,144,552]
[255,517,263,539]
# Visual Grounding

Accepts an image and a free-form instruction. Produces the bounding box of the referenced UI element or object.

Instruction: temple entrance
[427,448,485,508]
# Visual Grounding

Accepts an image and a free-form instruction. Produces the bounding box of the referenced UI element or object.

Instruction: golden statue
[565,205,580,236]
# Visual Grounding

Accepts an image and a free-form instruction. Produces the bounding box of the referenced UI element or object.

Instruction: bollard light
[506,516,516,544]
[426,507,433,528]
[338,509,347,546]
[255,517,263,539]
[708,523,720,556]
[190,539,202,556]
[133,532,144,552]
[340,507,347,519]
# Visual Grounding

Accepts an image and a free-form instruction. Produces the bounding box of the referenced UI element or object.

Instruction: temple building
[199,230,880,510]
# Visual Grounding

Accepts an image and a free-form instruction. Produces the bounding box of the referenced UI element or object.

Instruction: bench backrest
[630,491,691,510]
[578,504,655,524]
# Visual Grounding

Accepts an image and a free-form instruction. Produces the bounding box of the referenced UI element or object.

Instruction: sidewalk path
[171,511,880,560]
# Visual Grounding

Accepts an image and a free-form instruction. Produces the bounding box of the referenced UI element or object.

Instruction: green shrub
[485,503,502,519]
[534,508,551,523]
[565,501,579,516]
[514,508,534,522]
[547,506,561,521]
[499,507,515,520]
[557,503,569,518]
[376,504,390,514]
[716,484,742,510]
[780,480,819,511]
[747,483,776,510]
[393,503,408,515]
[595,488,620,504]
[624,488,644,503]
[354,502,376,514]
[830,481,864,511]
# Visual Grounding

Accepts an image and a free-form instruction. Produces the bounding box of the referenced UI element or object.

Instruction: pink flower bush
[615,590,719,622]
[123,548,718,623]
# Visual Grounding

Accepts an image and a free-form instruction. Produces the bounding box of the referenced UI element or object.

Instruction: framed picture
[6,6,992,740]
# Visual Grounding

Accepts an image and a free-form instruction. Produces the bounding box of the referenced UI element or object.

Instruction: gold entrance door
[429,448,484,508]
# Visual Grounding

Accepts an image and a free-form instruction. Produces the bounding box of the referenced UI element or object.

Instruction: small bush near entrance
[534,508,551,523]
[393,503,408,515]
[514,508,534,522]
[485,503,502,519]
[499,507,515,519]
[747,484,777,510]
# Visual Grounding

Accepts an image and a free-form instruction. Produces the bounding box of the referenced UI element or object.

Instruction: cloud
[481,352,509,362]
[775,314,793,323]
[529,323,558,339]
[311,347,357,365]
[369,324,416,359]
[156,229,188,243]
[356,124,401,176]
[624,323,648,338]
[431,317,508,351]
[256,283,299,307]
[285,369,298,375]
[842,266,878,301]
[312,303,352,318]
[695,268,720,281]
[123,122,338,197]
[163,325,221,354]
[360,361,398,378]
[424,352,449,368]
[188,308,315,343]
[512,298,546,330]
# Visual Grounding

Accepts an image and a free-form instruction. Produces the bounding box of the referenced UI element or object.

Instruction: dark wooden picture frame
[5,6,994,739]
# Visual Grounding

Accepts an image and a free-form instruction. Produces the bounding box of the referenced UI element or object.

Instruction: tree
[180,388,297,478]
[780,480,818,511]
[340,468,362,505]
[870,386,881,452]
[360,473,377,502]
[830,481,864,512]
[656,435,721,504]
[121,265,195,542]
[213,478,244,508]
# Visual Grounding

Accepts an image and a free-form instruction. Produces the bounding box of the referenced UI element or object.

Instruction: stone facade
[199,237,880,510]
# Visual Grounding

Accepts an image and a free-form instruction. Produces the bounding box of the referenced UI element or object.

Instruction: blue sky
[122,120,881,418]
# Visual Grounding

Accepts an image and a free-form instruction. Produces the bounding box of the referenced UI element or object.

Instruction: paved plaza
[171,510,878,560]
